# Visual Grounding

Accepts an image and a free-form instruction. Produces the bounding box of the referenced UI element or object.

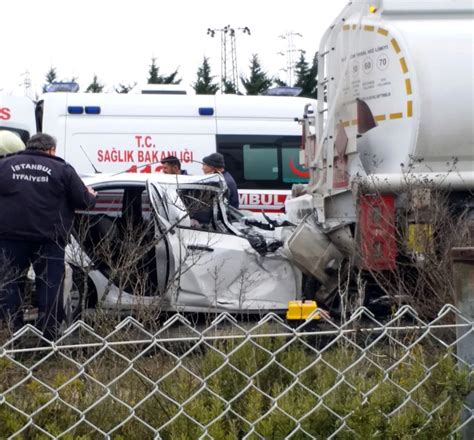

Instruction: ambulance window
[243,145,278,181]
[281,147,308,184]
[217,134,305,190]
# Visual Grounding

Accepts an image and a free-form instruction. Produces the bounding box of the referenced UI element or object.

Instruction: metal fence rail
[1,304,472,439]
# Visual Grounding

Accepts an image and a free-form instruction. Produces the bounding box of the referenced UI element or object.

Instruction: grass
[1,325,471,440]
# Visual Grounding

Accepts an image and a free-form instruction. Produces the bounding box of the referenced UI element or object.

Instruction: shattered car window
[177,188,217,228]
[74,186,158,294]
[149,184,190,228]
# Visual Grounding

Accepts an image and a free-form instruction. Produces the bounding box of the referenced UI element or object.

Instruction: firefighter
[0,133,96,339]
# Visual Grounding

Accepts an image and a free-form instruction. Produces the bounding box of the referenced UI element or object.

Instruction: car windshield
[149,181,224,229]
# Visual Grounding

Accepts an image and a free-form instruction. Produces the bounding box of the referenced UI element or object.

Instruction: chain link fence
[1,304,472,439]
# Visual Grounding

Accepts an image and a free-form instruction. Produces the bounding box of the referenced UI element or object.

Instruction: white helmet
[0,130,25,155]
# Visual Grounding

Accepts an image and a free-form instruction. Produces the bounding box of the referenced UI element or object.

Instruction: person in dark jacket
[0,133,96,339]
[201,153,239,209]
[160,155,188,175]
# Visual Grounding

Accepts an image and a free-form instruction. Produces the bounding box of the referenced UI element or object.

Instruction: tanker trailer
[285,0,474,315]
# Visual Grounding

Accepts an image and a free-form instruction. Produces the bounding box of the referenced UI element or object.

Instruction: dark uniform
[222,171,239,209]
[0,150,96,339]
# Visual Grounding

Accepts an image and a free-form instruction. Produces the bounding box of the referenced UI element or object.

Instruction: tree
[294,51,319,98]
[240,54,273,95]
[309,51,319,98]
[115,82,137,94]
[148,58,159,84]
[43,66,57,92]
[273,78,288,87]
[147,58,181,84]
[85,75,104,93]
[223,80,237,94]
[192,57,219,95]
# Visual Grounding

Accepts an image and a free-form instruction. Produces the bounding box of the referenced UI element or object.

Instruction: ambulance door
[0,95,36,145]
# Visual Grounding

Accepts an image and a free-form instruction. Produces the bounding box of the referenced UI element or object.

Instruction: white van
[35,93,315,212]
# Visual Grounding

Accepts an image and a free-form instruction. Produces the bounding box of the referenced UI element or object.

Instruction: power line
[20,70,33,98]
[278,31,303,87]
[207,26,250,93]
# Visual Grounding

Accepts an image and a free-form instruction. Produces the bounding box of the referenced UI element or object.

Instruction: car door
[172,182,299,312]
[177,227,299,312]
[146,180,186,297]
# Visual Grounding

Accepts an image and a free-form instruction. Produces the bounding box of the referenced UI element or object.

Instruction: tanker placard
[335,24,413,126]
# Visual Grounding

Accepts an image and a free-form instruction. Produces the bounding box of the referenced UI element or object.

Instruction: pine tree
[163,70,181,84]
[309,52,319,99]
[295,52,318,98]
[192,57,219,94]
[293,51,318,98]
[148,58,160,84]
[223,80,237,94]
[294,52,309,88]
[114,82,137,94]
[147,57,182,84]
[85,75,104,93]
[240,54,273,95]
[294,52,311,97]
[274,78,288,87]
[43,67,57,92]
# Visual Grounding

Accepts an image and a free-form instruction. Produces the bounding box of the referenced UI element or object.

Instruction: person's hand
[87,186,97,197]
[190,219,201,228]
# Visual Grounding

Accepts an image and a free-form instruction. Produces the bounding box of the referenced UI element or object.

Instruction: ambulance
[29,91,316,212]
[0,94,36,148]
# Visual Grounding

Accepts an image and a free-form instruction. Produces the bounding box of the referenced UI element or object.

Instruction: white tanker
[285,0,474,312]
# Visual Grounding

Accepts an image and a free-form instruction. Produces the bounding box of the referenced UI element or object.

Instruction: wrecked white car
[65,173,301,317]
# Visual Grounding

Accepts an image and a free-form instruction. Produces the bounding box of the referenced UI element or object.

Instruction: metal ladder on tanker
[308,2,364,198]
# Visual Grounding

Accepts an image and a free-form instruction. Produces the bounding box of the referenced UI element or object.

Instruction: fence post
[452,247,474,439]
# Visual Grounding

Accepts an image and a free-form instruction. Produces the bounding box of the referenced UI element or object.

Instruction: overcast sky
[1,0,348,96]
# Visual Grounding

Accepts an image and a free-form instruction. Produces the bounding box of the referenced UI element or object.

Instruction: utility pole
[278,31,303,87]
[207,25,250,93]
[20,70,33,99]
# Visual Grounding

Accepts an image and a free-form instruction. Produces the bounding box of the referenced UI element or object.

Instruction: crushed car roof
[81,172,225,187]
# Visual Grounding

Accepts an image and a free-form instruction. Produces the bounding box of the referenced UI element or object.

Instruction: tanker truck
[285,0,474,315]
